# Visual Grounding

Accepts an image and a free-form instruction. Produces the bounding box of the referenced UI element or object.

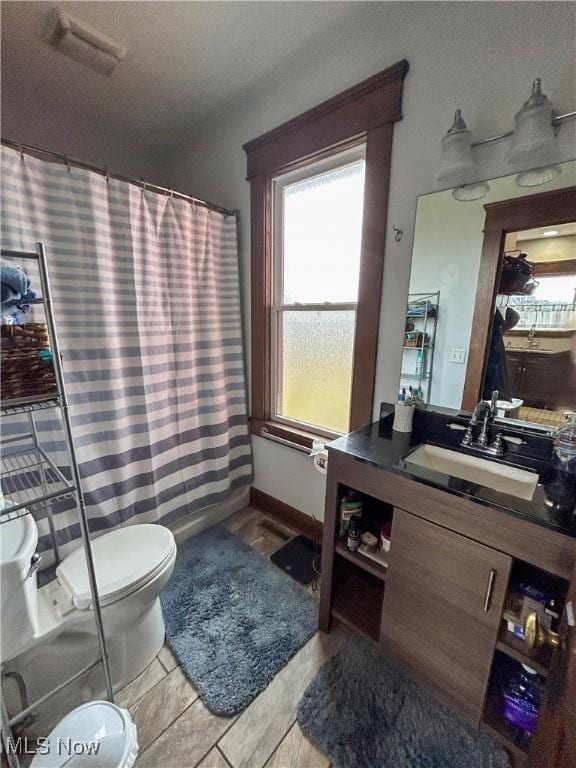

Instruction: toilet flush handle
[28,553,42,578]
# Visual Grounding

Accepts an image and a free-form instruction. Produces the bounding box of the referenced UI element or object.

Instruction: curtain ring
[168,187,174,200]
[18,143,25,161]
[140,177,146,194]
[104,165,110,183]
[393,225,403,242]
[64,155,71,173]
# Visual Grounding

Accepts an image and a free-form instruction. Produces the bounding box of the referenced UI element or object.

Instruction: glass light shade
[436,110,476,186]
[516,165,562,187]
[507,79,559,165]
[452,181,490,202]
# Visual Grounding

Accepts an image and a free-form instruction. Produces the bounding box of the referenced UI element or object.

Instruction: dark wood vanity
[506,349,571,410]
[319,418,576,766]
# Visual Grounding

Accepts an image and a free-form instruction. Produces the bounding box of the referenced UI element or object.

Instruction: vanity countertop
[327,419,576,539]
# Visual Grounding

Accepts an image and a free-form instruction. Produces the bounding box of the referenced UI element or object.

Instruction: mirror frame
[461,186,576,419]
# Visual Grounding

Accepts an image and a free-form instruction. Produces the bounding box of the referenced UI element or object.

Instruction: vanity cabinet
[505,350,571,409]
[381,509,511,724]
[319,447,576,766]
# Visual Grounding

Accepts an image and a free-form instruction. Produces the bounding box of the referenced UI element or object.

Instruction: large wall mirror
[404,160,576,431]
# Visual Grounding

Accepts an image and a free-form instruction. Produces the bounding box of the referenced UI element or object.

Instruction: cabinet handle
[483,569,497,612]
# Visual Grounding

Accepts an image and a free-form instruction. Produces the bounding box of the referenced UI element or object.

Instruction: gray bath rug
[160,524,318,716]
[297,637,510,768]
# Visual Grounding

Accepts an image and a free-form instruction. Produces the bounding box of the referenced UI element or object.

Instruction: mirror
[404,160,576,430]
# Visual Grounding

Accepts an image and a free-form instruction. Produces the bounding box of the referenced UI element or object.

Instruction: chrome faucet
[461,390,505,457]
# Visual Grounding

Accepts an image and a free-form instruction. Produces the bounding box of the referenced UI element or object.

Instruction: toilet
[1,514,177,708]
[495,397,524,419]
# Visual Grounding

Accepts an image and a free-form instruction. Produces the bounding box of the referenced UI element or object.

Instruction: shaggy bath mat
[160,524,318,716]
[297,637,510,768]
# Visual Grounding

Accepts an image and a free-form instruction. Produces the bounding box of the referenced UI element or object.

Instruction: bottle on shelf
[501,662,543,745]
[338,491,362,540]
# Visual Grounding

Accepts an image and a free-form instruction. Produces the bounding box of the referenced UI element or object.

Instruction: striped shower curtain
[1,146,252,566]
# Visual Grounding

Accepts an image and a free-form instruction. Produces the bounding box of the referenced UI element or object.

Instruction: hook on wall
[393,225,403,242]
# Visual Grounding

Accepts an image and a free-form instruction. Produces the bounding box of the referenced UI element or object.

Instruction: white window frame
[270,145,367,439]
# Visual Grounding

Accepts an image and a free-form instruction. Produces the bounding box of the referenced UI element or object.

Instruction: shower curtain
[1,146,252,565]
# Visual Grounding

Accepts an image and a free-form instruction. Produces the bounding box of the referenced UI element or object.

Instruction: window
[512,274,576,330]
[272,149,366,435]
[244,59,408,449]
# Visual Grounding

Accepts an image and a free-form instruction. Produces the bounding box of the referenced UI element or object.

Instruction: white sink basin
[405,444,539,501]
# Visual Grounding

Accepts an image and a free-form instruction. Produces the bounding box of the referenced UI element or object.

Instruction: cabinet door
[521,352,568,409]
[381,509,512,725]
[505,350,524,397]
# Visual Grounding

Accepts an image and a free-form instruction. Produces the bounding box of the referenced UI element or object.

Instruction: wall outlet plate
[449,348,467,364]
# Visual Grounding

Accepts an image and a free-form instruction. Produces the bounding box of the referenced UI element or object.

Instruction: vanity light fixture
[437,79,576,192]
[436,110,476,187]
[542,230,559,237]
[506,79,559,165]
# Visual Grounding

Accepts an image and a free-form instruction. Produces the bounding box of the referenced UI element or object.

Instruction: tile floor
[118,506,334,768]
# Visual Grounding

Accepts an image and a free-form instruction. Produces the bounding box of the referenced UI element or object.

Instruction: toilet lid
[56,524,176,609]
[30,700,138,768]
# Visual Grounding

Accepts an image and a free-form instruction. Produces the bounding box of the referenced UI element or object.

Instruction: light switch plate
[449,348,467,364]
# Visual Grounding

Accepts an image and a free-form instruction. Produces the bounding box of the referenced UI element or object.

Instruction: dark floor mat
[270,535,321,585]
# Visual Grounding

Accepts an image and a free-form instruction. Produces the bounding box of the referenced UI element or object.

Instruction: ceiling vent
[49,9,127,75]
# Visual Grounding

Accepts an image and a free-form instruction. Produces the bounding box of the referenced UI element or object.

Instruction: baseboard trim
[250,488,323,543]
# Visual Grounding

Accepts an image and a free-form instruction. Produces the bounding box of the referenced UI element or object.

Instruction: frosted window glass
[277,311,356,433]
[282,161,365,304]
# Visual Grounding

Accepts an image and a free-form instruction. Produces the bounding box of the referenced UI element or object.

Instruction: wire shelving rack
[0,244,113,768]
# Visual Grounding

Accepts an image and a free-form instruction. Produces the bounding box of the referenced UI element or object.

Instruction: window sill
[250,418,331,453]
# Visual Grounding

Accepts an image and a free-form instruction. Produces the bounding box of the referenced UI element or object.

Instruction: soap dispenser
[544,415,576,513]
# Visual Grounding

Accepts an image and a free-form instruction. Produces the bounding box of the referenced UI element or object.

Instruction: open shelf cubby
[482,651,539,763]
[331,555,384,641]
[496,558,569,679]
[335,540,387,581]
[496,619,552,678]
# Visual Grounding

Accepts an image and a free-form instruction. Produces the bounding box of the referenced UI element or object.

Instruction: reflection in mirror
[406,160,576,430]
[485,224,576,428]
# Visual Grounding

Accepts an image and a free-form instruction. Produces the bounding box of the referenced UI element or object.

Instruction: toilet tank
[1,512,39,662]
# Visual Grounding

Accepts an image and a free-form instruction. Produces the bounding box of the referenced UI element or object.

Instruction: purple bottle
[502,663,542,739]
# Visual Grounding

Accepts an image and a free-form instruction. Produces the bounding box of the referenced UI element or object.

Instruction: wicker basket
[404,332,422,347]
[1,324,57,401]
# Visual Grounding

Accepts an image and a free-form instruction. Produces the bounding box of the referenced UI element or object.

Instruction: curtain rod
[1,138,239,219]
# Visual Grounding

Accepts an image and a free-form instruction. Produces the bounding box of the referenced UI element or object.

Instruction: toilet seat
[56,525,176,609]
[30,700,138,768]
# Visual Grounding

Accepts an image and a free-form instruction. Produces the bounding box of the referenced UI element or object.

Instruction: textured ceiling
[1,1,361,156]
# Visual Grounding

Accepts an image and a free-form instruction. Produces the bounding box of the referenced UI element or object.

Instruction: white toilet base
[107,598,166,689]
[3,598,166,738]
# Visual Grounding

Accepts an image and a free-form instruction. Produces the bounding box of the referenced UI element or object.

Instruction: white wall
[165,1,576,521]
[2,91,163,181]
[409,162,576,409]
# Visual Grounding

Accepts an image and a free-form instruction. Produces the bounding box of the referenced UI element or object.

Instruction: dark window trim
[244,60,409,449]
